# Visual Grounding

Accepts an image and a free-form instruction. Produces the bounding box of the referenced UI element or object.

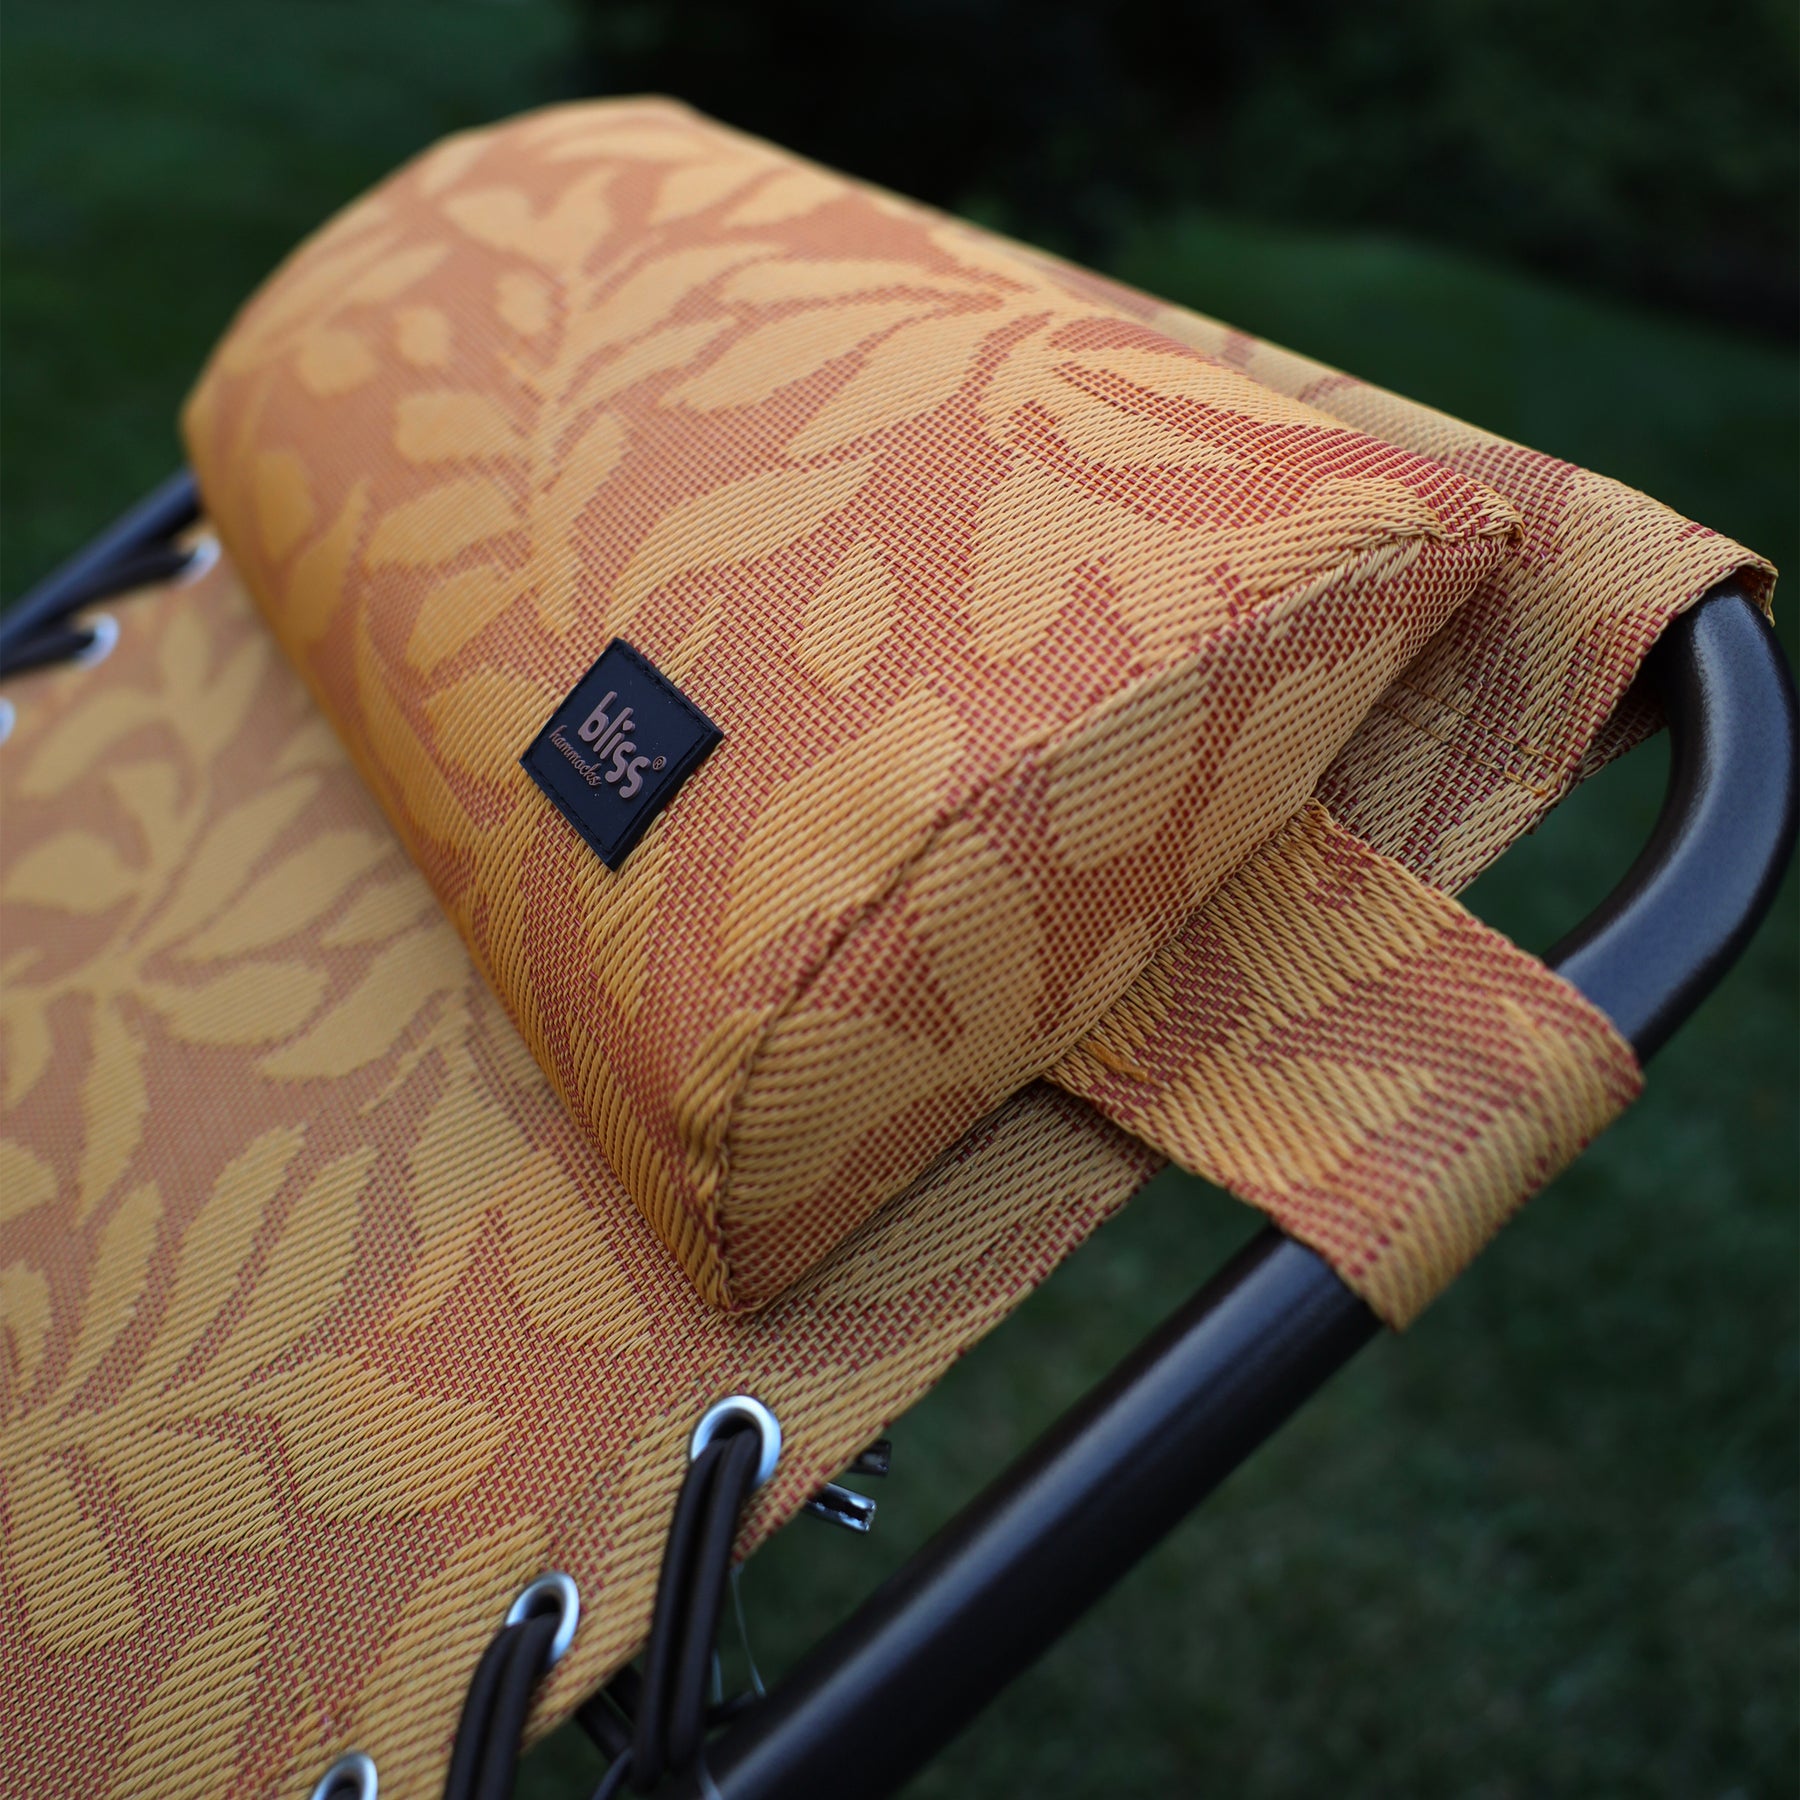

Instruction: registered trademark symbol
[651,756,666,770]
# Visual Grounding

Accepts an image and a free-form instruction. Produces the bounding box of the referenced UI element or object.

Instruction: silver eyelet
[176,533,221,585]
[505,1571,580,1668]
[74,613,119,668]
[689,1395,782,1489]
[308,1750,377,1800]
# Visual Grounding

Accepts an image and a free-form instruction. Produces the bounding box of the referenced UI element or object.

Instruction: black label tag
[520,640,722,871]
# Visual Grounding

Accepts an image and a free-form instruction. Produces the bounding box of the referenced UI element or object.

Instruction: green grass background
[3,4,1793,1794]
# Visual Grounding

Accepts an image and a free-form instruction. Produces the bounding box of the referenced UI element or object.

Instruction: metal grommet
[308,1750,377,1800]
[0,699,14,746]
[176,533,221,586]
[689,1394,782,1489]
[504,1571,580,1668]
[74,613,119,668]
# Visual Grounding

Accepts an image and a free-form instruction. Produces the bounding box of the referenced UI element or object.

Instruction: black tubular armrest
[668,577,1799,1800]
[0,468,199,662]
[1548,583,1798,1060]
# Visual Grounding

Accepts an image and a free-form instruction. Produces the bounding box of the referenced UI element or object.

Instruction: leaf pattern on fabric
[3,832,140,914]
[254,1354,504,1519]
[0,1263,51,1397]
[108,1593,272,1800]
[6,1456,142,1651]
[177,93,1541,1321]
[0,1139,56,1224]
[4,93,1757,1799]
[256,925,459,1078]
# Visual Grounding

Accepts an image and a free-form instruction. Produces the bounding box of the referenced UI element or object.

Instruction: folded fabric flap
[1128,298,1777,895]
[183,97,1523,1310]
[967,233,1776,890]
[1051,800,1643,1327]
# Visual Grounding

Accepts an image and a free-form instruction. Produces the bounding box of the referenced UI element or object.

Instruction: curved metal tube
[675,579,1799,1800]
[0,467,198,662]
[1548,583,1798,1059]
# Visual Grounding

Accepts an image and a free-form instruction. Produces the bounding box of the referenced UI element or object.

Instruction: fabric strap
[1053,801,1643,1326]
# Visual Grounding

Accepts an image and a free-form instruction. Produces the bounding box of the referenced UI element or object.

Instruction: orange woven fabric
[182,98,1521,1309]
[0,557,1159,1799]
[1056,287,1777,894]
[1051,801,1643,1325]
[2,100,1772,1800]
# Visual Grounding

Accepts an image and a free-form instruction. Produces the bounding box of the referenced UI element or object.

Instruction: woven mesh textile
[1051,801,1642,1326]
[1076,284,1777,893]
[183,98,1523,1309]
[1,95,1776,1800]
[0,560,1159,1797]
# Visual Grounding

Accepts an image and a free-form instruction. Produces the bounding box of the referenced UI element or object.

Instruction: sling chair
[2,98,1793,1800]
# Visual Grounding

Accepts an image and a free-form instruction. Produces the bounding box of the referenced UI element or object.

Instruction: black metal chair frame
[6,475,1795,1799]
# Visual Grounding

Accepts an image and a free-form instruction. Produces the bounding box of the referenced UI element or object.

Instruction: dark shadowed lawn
[3,5,1793,1795]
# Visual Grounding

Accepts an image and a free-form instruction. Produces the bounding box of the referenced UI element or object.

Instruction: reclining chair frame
[4,472,1795,1800]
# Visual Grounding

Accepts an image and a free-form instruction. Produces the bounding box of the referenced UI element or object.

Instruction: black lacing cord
[1,623,103,677]
[39,543,195,622]
[443,1421,764,1800]
[1,467,200,675]
[628,1423,763,1791]
[1,539,198,677]
[443,1607,562,1800]
[577,1664,640,1768]
[573,1421,766,1796]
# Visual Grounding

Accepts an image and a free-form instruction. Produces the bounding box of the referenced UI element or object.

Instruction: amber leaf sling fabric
[0,95,1773,1799]
[0,560,1161,1795]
